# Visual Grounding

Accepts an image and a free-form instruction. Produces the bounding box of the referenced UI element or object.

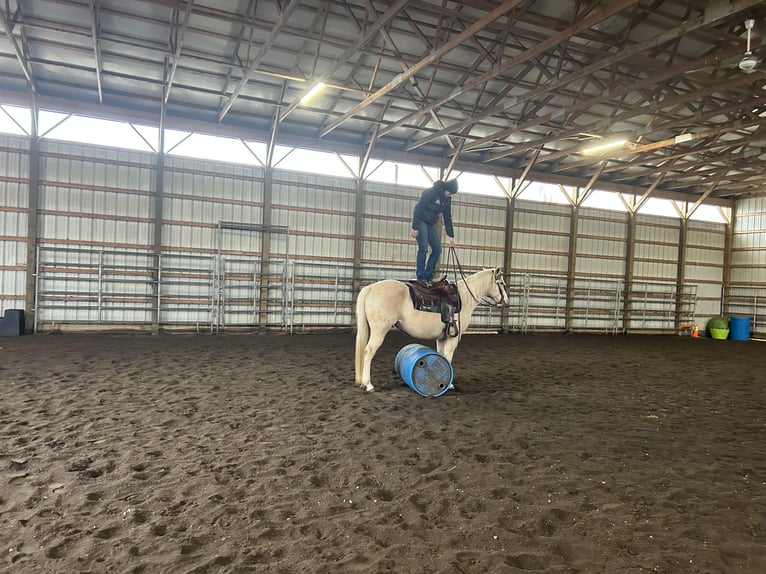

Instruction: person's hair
[431,179,458,194]
[444,179,458,195]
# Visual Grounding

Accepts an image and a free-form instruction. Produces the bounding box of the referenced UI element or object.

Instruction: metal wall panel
[732,196,766,285]
[362,180,419,273]
[570,209,628,331]
[6,132,751,334]
[576,209,627,278]
[39,140,155,248]
[633,215,680,282]
[685,221,725,324]
[0,134,29,313]
[273,171,356,260]
[35,141,156,326]
[453,193,506,271]
[272,171,356,327]
[164,157,264,257]
[727,196,766,336]
[511,200,571,275]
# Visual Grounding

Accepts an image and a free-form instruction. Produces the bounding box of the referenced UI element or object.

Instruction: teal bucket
[394,344,453,397]
[729,316,750,341]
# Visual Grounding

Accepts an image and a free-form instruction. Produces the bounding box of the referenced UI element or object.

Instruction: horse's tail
[354,286,369,384]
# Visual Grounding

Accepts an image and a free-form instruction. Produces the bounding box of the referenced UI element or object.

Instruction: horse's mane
[458,268,494,288]
[455,268,496,302]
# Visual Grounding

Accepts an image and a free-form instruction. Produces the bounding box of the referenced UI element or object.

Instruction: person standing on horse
[410,178,458,284]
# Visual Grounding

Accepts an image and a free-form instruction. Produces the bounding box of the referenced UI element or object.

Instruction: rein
[444,246,502,307]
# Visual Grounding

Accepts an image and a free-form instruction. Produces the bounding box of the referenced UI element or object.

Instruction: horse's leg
[361,326,387,392]
[437,336,461,390]
[437,336,460,362]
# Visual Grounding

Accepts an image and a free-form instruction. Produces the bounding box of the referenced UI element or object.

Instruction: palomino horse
[354,267,509,392]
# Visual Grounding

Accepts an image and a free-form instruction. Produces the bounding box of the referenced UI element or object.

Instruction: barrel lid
[410,353,452,397]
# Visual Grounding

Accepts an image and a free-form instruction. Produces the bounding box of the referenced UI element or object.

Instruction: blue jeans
[415,221,442,281]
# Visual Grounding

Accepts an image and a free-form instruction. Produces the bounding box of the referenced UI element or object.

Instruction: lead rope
[446,245,481,304]
[442,245,483,341]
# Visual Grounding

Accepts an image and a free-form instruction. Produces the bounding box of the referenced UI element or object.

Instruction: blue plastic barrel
[729,316,750,341]
[394,344,453,397]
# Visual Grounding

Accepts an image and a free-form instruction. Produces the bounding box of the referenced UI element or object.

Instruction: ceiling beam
[483,43,752,164]
[320,0,526,137]
[218,0,303,122]
[0,4,35,91]
[165,0,194,104]
[88,0,103,103]
[278,0,411,123]
[554,116,766,172]
[398,0,641,148]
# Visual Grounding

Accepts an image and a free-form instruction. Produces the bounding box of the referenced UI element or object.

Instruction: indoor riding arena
[1,2,765,573]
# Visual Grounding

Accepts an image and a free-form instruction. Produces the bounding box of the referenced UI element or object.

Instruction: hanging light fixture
[300,82,326,105]
[582,138,628,154]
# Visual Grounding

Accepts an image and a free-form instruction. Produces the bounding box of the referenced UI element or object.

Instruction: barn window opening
[0,102,739,219]
[581,190,628,212]
[518,181,572,205]
[637,197,679,218]
[39,113,155,152]
[0,104,30,135]
[165,132,260,165]
[272,147,356,178]
[688,204,728,223]
[452,171,508,198]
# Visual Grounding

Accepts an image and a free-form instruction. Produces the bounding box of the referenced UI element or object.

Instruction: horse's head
[483,267,510,306]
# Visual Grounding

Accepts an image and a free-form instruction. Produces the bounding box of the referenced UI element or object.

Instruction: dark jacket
[412,183,454,237]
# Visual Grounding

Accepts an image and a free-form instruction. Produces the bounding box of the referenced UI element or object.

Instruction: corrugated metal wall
[685,221,725,324]
[572,208,627,332]
[273,170,355,329]
[0,134,744,335]
[35,141,156,326]
[630,214,683,331]
[163,156,264,328]
[728,196,766,336]
[0,134,28,314]
[508,200,570,331]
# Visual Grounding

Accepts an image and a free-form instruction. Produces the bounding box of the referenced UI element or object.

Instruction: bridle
[445,246,509,307]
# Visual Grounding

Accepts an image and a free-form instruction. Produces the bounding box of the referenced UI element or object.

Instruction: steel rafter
[320,0,526,137]
[218,0,303,122]
[278,0,411,124]
[164,0,193,103]
[0,3,35,90]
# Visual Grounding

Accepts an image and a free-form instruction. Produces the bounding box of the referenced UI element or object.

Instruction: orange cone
[692,324,699,338]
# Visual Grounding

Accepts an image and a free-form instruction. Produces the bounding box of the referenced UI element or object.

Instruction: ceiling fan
[738,19,759,73]
[687,18,762,75]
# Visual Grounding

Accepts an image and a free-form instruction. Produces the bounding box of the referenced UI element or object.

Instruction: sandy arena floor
[1,332,765,573]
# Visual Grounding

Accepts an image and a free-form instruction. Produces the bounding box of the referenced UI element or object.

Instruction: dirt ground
[1,331,765,573]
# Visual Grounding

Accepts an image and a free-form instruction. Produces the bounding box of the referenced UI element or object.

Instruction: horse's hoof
[364,384,375,392]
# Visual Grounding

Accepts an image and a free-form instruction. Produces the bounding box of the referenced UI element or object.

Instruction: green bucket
[710,328,729,340]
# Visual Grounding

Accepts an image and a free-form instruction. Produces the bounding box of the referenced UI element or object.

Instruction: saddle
[405,276,462,338]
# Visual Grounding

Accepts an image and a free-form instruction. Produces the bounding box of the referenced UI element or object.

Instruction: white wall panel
[164,158,264,259]
[728,196,766,336]
[39,141,155,250]
[685,222,725,323]
[574,211,626,330]
[362,181,421,275]
[457,194,506,271]
[273,171,355,264]
[0,134,29,313]
[633,215,680,283]
[511,201,570,275]
[7,130,762,334]
[732,196,766,285]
